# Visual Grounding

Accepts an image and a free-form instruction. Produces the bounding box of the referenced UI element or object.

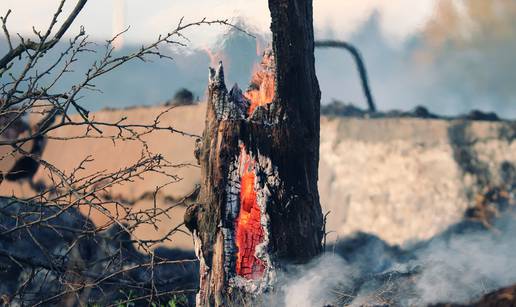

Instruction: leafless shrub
[0,1,240,305]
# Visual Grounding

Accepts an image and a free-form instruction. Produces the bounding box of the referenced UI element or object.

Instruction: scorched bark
[185,0,324,305]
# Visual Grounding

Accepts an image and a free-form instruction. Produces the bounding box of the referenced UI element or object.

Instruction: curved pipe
[315,40,377,112]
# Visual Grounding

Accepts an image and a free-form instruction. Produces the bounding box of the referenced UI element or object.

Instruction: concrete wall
[320,117,516,245]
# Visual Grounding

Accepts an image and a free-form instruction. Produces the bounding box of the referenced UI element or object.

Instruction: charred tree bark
[315,40,377,112]
[185,0,323,305]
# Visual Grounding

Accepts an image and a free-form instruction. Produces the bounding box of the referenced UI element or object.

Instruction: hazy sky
[1,0,436,47]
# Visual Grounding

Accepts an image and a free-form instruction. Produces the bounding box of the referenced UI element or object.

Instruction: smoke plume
[279,213,516,306]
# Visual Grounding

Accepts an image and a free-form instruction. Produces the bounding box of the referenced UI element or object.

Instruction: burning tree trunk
[185,0,323,305]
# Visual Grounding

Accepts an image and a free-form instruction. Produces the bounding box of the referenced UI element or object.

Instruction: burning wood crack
[185,49,283,305]
[235,147,265,279]
[209,49,276,121]
[224,144,276,292]
[194,49,279,294]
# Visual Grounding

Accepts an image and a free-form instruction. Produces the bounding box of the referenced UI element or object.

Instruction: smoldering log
[186,61,276,306]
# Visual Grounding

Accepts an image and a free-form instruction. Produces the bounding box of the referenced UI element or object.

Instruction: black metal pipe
[315,40,377,112]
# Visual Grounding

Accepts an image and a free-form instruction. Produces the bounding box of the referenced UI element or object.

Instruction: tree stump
[185,1,323,305]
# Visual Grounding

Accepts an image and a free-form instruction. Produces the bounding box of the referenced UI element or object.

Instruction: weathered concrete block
[319,117,516,245]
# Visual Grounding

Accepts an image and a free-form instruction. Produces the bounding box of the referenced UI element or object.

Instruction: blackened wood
[266,0,324,262]
[187,1,324,305]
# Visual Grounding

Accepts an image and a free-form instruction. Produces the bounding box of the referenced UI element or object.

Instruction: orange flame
[235,147,265,279]
[244,50,275,116]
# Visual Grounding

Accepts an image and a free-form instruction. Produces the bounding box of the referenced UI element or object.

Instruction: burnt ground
[3,191,514,306]
[431,285,516,307]
[0,197,198,306]
[1,168,515,306]
[320,181,516,307]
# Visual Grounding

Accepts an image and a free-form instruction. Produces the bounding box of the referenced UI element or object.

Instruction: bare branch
[0,0,87,70]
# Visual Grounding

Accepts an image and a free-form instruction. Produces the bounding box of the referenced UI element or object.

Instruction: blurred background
[1,2,516,305]
[1,0,515,118]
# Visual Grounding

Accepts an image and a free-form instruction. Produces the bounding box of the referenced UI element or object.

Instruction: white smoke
[112,0,126,49]
[280,215,516,306]
[282,255,356,307]
[411,219,516,305]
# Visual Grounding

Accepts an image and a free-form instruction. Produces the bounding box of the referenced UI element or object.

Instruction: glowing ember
[235,149,265,279]
[244,50,275,116]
